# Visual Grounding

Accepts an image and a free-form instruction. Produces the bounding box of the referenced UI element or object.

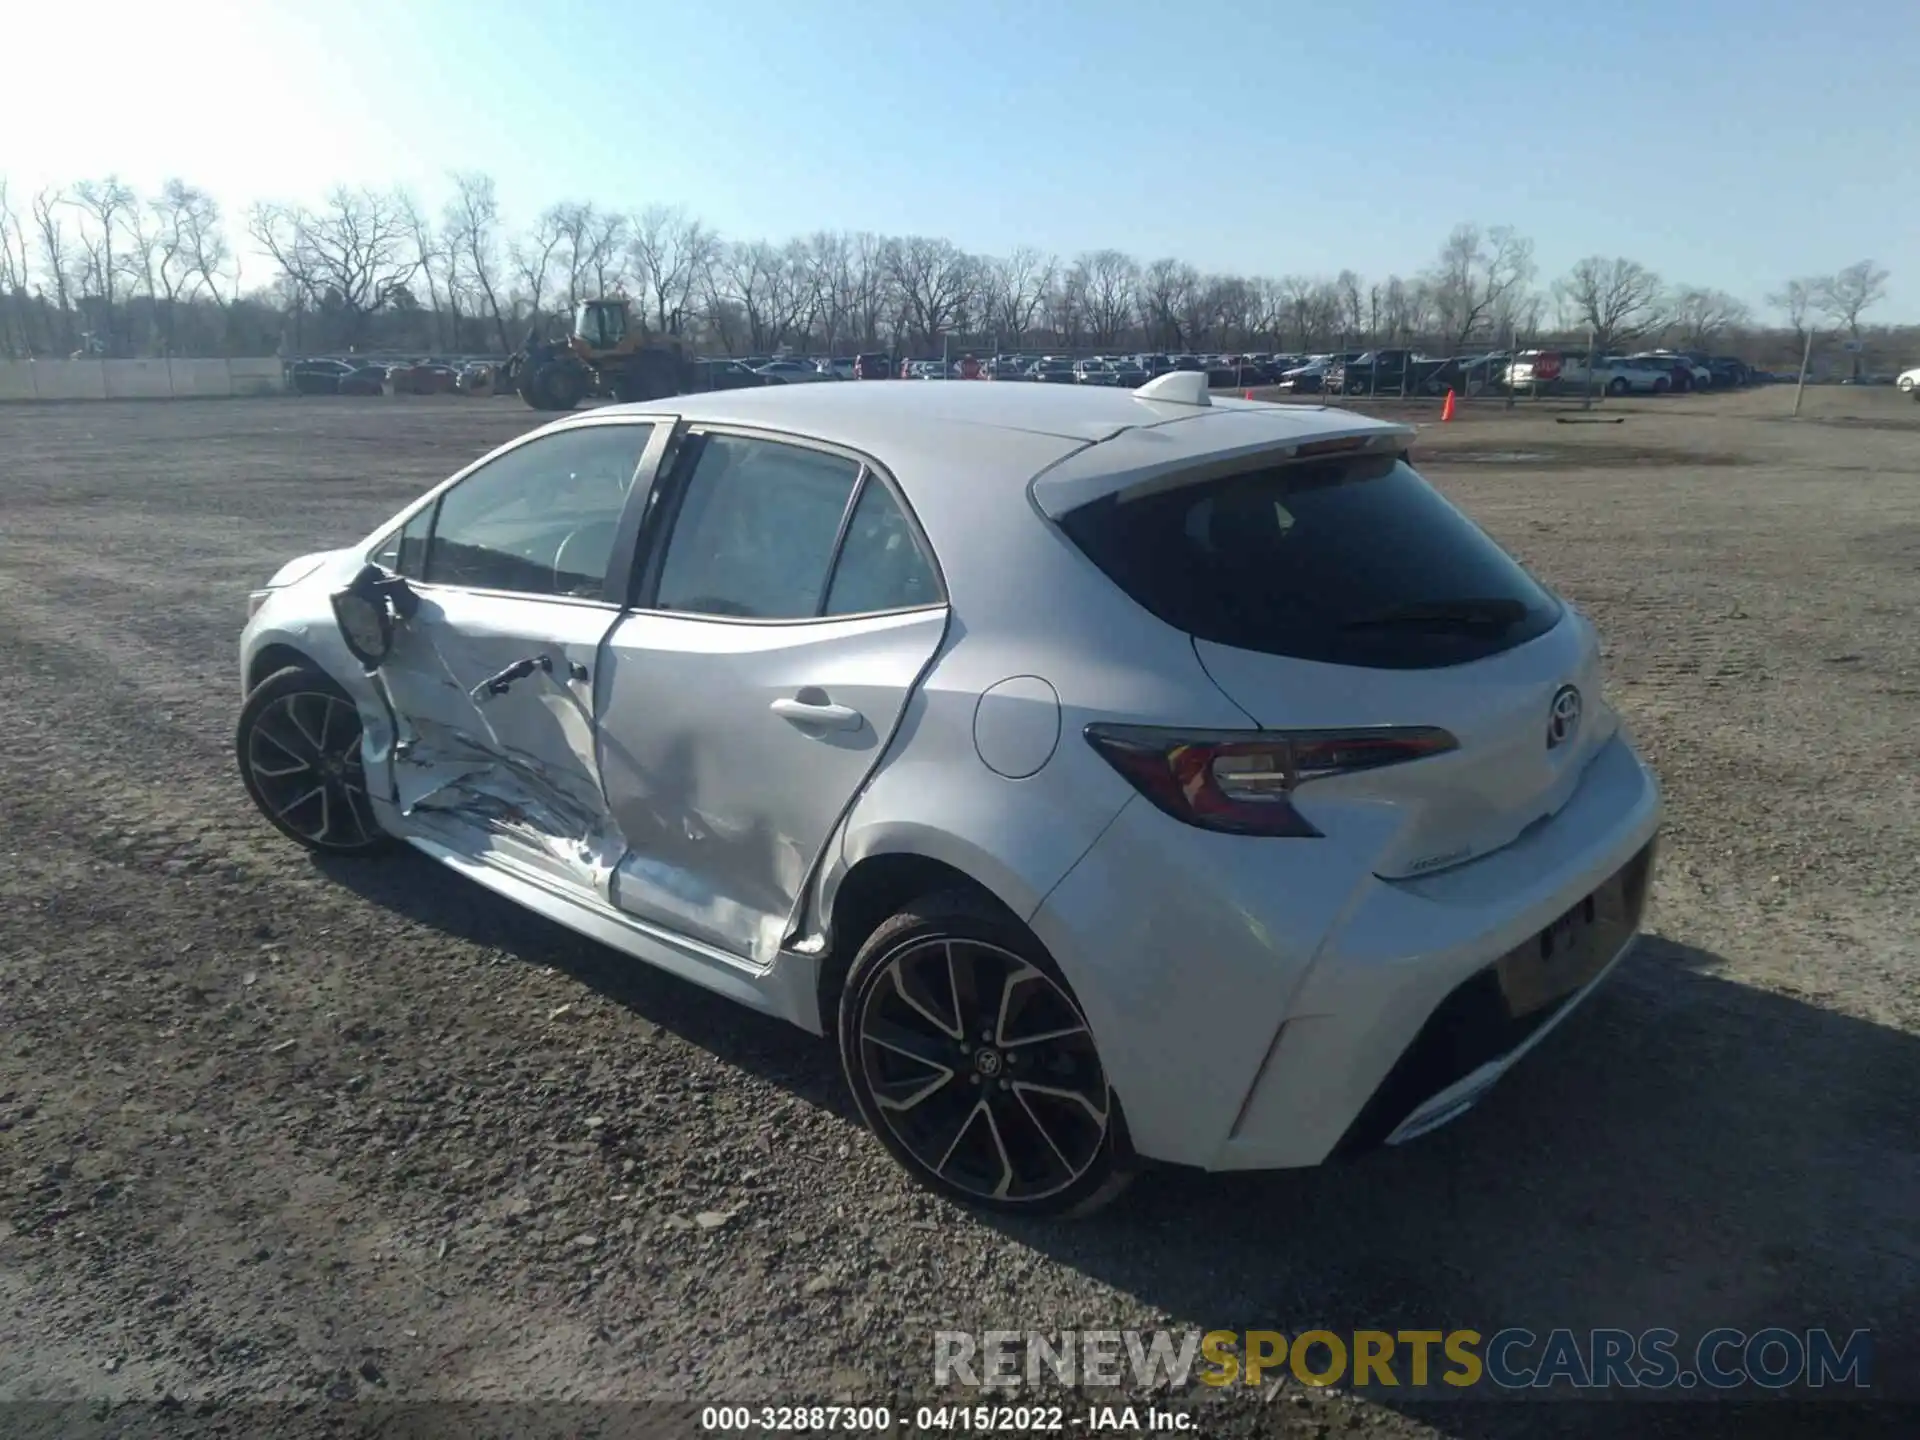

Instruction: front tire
[531,362,585,411]
[237,665,394,856]
[838,890,1132,1217]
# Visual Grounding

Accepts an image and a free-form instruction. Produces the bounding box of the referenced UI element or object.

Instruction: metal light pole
[1792,327,1816,418]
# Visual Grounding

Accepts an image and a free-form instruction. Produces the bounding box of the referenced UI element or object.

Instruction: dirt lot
[2,388,1916,1438]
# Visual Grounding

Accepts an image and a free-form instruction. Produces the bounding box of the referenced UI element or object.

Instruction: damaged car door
[368,418,669,894]
[597,430,949,964]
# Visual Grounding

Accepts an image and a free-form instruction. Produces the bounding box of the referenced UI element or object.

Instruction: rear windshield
[1058,454,1562,670]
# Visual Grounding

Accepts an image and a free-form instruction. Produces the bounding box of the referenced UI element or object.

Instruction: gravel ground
[1,389,1916,1439]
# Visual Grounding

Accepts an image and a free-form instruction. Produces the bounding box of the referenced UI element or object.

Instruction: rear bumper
[1334,838,1653,1154]
[1028,732,1660,1171]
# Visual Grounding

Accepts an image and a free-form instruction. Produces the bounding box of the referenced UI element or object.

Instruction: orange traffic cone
[1441,389,1456,422]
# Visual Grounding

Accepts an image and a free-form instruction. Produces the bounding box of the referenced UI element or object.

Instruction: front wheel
[236,665,394,856]
[531,362,586,411]
[838,890,1132,1217]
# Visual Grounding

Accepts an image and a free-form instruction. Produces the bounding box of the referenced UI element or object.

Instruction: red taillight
[1084,724,1457,837]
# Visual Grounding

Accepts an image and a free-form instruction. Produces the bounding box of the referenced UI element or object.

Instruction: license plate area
[1495,849,1649,1017]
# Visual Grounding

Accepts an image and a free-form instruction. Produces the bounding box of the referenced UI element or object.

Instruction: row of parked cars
[745,352,1279,386]
[1291,348,1773,397]
[727,347,1781,396]
[285,356,507,397]
[289,346,1800,403]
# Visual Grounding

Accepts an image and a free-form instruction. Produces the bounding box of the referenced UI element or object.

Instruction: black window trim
[628,422,948,627]
[361,414,673,609]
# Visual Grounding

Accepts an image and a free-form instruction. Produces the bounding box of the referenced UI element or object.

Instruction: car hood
[263,545,362,591]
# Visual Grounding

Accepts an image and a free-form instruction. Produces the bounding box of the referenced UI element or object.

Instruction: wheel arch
[247,641,318,694]
[813,841,1029,1026]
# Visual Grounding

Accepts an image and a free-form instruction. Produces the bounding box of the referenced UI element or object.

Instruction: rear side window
[1059,455,1561,670]
[824,480,940,615]
[653,435,860,618]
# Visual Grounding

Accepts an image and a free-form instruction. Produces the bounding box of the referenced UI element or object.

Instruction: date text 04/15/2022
[914,1405,1193,1431]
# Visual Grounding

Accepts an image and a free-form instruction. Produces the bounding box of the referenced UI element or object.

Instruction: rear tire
[1607,376,1630,396]
[237,665,394,857]
[838,889,1133,1217]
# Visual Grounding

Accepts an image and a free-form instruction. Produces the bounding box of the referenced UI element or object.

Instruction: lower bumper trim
[1332,839,1655,1158]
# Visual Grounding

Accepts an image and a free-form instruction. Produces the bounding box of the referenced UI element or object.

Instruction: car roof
[550,387,1408,630]
[589,378,1402,458]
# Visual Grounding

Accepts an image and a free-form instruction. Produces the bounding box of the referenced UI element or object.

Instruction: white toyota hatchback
[238,374,1659,1215]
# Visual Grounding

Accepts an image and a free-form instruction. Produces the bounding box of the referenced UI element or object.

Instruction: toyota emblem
[1547,685,1582,749]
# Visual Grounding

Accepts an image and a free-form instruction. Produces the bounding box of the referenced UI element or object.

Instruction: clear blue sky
[10,0,1917,319]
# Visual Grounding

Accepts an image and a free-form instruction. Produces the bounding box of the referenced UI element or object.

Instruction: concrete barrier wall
[33,361,110,400]
[226,358,285,397]
[0,362,35,401]
[103,359,174,399]
[0,358,287,400]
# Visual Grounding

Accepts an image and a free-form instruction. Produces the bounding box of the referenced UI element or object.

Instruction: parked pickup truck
[1327,349,1455,396]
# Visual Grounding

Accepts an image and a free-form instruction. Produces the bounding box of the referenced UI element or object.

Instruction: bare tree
[710,240,790,353]
[629,204,715,336]
[397,190,450,347]
[1427,223,1534,352]
[1335,269,1364,343]
[1814,260,1890,375]
[510,208,565,334]
[1553,256,1667,351]
[445,173,512,352]
[548,202,623,311]
[1766,277,1818,357]
[982,247,1053,348]
[838,233,888,349]
[1137,257,1196,349]
[1767,277,1815,333]
[248,188,418,349]
[1377,275,1417,344]
[161,181,233,313]
[68,177,137,352]
[1667,286,1751,351]
[31,188,77,353]
[886,236,974,347]
[1045,264,1089,350]
[0,180,36,355]
[1814,260,1890,336]
[1077,249,1139,347]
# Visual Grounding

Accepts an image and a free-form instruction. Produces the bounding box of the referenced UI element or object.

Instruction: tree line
[0,172,1898,366]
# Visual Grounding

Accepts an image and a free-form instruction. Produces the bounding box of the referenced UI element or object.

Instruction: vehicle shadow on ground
[318,853,1917,1436]
[993,935,1920,1438]
[314,847,857,1116]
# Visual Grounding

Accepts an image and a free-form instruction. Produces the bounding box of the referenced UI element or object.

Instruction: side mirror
[330,563,415,670]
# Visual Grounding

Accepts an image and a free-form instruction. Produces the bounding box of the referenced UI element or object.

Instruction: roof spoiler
[1132,371,1210,406]
[1031,420,1415,517]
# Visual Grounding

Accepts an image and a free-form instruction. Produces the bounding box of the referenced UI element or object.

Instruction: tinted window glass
[824,480,940,615]
[425,424,651,597]
[1060,456,1561,670]
[395,507,433,578]
[654,436,859,619]
[370,504,433,577]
